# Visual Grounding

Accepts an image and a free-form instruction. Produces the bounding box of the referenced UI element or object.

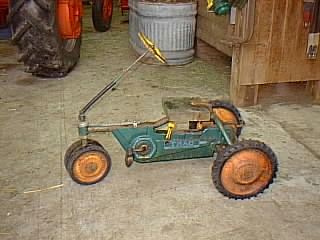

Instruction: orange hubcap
[221,150,272,196]
[57,0,82,39]
[73,151,107,183]
[103,0,112,22]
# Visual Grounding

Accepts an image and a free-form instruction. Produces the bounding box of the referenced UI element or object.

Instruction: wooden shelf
[197,0,320,106]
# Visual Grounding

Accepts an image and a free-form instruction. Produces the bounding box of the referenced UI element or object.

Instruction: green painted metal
[211,112,233,145]
[214,0,231,15]
[78,124,89,137]
[112,126,235,163]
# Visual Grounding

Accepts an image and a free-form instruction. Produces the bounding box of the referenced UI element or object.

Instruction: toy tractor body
[112,125,232,163]
[64,33,278,200]
[0,0,113,77]
[66,95,278,200]
[83,98,237,164]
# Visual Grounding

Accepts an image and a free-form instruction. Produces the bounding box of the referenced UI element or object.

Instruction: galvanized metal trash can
[129,0,197,65]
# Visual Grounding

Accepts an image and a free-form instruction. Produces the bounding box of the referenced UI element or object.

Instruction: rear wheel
[9,0,82,78]
[212,140,278,199]
[92,0,113,32]
[210,100,244,137]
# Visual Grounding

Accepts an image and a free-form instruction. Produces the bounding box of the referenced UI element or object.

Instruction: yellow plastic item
[207,0,215,10]
[138,32,167,63]
[165,122,176,140]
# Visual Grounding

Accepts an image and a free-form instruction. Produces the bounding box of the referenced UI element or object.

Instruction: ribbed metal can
[129,0,197,65]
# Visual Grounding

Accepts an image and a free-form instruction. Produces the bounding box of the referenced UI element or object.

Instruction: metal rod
[212,113,233,145]
[79,50,149,120]
[88,117,169,133]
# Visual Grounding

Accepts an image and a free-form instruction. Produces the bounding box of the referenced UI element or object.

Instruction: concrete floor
[1,6,320,240]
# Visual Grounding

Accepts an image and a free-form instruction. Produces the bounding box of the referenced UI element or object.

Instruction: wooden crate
[196,0,320,106]
[196,0,232,56]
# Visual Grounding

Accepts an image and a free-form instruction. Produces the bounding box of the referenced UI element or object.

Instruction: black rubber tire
[92,0,113,32]
[65,142,112,185]
[210,100,245,137]
[212,140,278,199]
[64,139,103,168]
[9,0,81,78]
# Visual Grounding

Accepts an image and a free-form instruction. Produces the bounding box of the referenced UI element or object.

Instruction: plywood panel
[238,0,320,85]
[196,0,232,56]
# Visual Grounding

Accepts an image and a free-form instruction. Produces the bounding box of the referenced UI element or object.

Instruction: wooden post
[312,80,320,101]
[309,80,320,102]
[306,80,320,102]
[230,46,259,107]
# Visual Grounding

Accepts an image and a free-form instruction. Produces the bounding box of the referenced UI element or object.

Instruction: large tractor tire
[9,0,82,78]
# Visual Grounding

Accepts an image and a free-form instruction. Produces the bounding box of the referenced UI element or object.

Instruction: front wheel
[92,0,113,32]
[65,141,112,185]
[212,140,278,199]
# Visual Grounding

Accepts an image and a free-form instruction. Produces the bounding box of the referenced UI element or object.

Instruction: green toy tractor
[64,33,278,200]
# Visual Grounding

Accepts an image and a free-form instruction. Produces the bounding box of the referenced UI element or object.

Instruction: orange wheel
[92,0,113,32]
[65,143,111,185]
[64,139,103,169]
[103,0,113,22]
[212,140,278,199]
[210,100,244,137]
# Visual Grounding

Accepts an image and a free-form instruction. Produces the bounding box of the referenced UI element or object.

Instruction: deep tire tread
[7,0,24,20]
[64,139,103,168]
[212,140,278,200]
[11,22,31,43]
[34,0,50,10]
[17,46,33,62]
[9,0,81,77]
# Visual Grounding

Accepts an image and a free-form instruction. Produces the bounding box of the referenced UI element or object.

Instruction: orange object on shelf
[57,0,83,39]
[120,0,129,15]
[0,0,8,26]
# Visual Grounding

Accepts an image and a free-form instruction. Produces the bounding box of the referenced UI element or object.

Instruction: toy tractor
[0,0,113,77]
[64,33,278,200]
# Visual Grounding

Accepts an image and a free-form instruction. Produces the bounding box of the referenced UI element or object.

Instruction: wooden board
[196,0,232,56]
[237,0,320,85]
[196,0,320,106]
[162,97,211,124]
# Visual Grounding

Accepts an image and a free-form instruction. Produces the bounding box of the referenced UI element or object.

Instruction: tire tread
[9,0,81,77]
[212,140,278,200]
[64,141,111,185]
